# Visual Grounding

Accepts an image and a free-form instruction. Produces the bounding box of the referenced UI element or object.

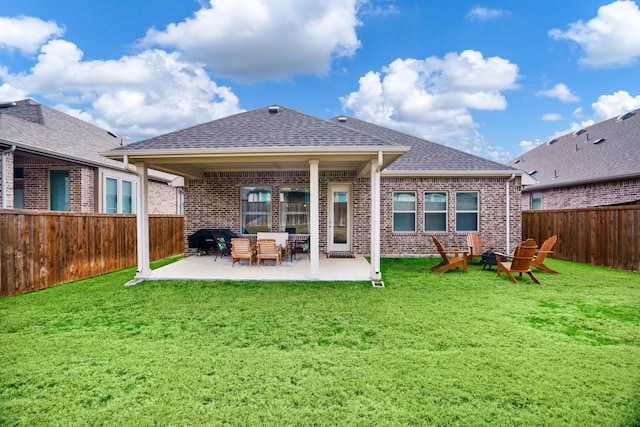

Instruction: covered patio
[145,253,373,282]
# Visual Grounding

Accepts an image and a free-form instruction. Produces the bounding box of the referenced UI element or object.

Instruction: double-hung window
[456,192,479,232]
[242,186,272,233]
[280,187,309,234]
[104,176,135,213]
[393,191,416,232]
[424,192,447,232]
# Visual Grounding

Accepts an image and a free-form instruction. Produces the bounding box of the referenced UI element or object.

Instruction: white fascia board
[102,145,410,159]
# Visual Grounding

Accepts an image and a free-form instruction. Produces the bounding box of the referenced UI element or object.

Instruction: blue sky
[1,0,640,162]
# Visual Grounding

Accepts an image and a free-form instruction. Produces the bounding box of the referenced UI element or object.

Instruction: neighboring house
[0,99,182,214]
[507,109,640,210]
[103,105,529,280]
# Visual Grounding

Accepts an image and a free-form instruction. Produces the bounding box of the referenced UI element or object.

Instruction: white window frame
[100,169,137,214]
[455,191,479,232]
[392,191,416,232]
[242,186,272,234]
[424,191,447,232]
[531,193,542,210]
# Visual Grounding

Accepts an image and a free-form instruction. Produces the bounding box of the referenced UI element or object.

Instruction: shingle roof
[0,99,129,168]
[114,105,394,151]
[506,109,640,190]
[0,99,174,181]
[328,116,516,172]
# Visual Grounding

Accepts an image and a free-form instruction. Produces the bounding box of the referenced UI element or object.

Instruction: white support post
[309,160,320,279]
[370,155,382,280]
[135,162,151,278]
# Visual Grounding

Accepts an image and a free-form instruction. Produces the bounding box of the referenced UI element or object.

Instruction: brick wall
[184,171,522,256]
[148,180,181,214]
[380,176,522,256]
[0,150,14,208]
[522,177,640,209]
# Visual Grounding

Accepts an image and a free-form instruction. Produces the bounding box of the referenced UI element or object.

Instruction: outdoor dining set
[430,233,559,284]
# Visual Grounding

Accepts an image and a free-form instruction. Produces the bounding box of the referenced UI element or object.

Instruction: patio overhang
[103,145,410,179]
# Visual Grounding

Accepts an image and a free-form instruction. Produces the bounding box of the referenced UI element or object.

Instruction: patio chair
[466,232,487,264]
[495,238,540,284]
[289,237,310,261]
[231,238,256,267]
[531,235,559,274]
[211,230,232,261]
[257,239,282,267]
[430,236,468,274]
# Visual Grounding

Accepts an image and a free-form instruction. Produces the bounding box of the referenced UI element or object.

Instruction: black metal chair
[289,237,310,261]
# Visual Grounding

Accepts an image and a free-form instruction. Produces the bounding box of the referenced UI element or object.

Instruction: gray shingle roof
[114,105,394,151]
[329,116,516,172]
[0,99,129,168]
[0,99,175,182]
[507,109,640,190]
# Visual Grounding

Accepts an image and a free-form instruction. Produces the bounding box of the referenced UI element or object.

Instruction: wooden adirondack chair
[231,238,256,267]
[531,235,559,274]
[496,238,540,284]
[257,239,282,267]
[430,236,468,273]
[466,232,484,264]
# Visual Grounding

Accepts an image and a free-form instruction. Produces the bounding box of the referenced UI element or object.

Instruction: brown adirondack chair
[231,238,256,267]
[496,238,540,284]
[257,239,282,267]
[466,232,484,264]
[430,236,468,273]
[531,235,559,274]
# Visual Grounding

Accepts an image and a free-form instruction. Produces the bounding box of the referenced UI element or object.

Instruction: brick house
[507,109,640,210]
[0,99,182,214]
[104,105,529,280]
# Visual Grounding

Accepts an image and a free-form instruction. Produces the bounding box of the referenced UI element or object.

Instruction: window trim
[455,191,479,232]
[49,169,70,211]
[102,172,136,214]
[531,192,542,210]
[280,186,310,234]
[392,191,416,233]
[424,191,448,232]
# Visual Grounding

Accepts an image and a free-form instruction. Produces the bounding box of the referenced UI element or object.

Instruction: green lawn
[1,257,639,426]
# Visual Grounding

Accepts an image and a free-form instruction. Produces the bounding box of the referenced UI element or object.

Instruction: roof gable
[508,109,640,189]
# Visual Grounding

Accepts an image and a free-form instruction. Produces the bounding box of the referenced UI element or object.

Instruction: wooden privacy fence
[0,210,184,297]
[522,206,640,272]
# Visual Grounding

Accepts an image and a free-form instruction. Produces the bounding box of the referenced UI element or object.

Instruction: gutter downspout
[505,173,516,254]
[1,145,16,208]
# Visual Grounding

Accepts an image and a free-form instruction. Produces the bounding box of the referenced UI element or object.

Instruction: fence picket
[0,210,184,297]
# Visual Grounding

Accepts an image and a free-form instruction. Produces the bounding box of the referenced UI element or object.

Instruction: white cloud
[591,90,640,119]
[519,140,539,153]
[141,0,361,82]
[536,83,579,102]
[466,7,508,21]
[549,0,640,67]
[0,16,64,54]
[340,50,519,158]
[541,113,562,121]
[0,38,242,139]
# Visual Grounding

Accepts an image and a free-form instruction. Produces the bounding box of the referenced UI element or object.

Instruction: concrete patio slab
[143,253,372,282]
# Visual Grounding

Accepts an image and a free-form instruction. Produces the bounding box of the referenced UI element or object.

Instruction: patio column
[309,159,320,279]
[370,155,382,280]
[135,162,151,278]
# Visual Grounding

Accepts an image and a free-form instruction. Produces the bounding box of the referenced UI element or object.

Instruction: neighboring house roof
[0,99,175,182]
[506,109,640,191]
[329,115,518,175]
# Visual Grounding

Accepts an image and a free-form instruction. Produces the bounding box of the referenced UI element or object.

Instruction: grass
[1,256,639,426]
